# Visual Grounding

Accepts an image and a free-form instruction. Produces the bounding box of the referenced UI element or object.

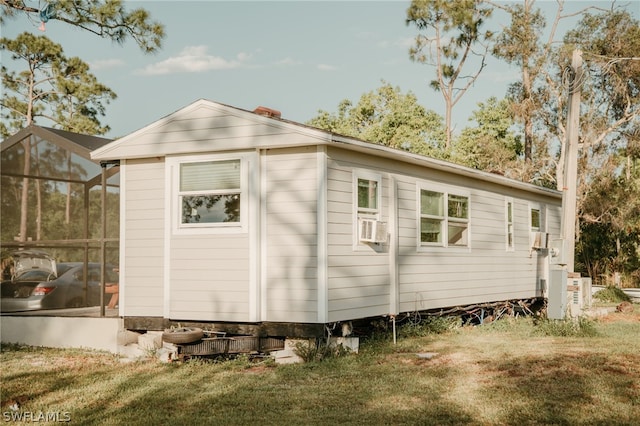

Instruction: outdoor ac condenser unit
[358,219,388,243]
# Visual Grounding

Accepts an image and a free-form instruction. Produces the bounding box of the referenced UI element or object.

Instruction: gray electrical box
[549,238,567,266]
[548,268,568,319]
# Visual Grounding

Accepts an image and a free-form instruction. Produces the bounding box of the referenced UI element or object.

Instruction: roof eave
[329,134,562,199]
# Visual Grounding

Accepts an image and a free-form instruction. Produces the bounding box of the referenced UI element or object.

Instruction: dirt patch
[599,309,640,323]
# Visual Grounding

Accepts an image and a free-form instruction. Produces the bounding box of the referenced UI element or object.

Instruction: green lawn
[2,309,639,425]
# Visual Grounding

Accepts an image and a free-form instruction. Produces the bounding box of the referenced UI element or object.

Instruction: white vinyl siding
[168,234,250,321]
[397,172,554,313]
[264,147,319,323]
[165,152,256,322]
[326,148,390,322]
[122,159,165,317]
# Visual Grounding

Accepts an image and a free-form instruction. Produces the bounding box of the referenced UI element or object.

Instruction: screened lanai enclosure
[1,125,119,316]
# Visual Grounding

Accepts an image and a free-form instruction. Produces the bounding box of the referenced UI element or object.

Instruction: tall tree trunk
[445,103,452,150]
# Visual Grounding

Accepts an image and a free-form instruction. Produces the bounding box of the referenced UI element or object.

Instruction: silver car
[1,251,118,312]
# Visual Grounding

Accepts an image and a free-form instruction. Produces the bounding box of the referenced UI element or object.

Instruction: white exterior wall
[168,234,250,321]
[264,147,319,323]
[122,159,165,317]
[326,149,391,322]
[395,173,559,313]
[165,151,257,323]
[324,147,562,319]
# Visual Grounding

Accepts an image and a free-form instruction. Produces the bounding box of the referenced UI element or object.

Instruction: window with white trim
[173,157,246,232]
[419,185,470,247]
[355,172,381,220]
[506,198,514,251]
[530,206,541,232]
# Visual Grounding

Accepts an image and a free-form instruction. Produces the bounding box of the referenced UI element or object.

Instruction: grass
[2,307,640,425]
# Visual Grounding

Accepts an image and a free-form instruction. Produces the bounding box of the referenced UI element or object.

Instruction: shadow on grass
[483,352,640,425]
[2,342,639,425]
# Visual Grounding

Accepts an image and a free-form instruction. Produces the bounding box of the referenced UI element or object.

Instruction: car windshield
[15,269,54,282]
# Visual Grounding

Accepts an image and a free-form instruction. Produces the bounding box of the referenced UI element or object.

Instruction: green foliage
[1,0,165,53]
[406,0,493,148]
[576,156,640,285]
[307,81,447,159]
[452,97,523,174]
[398,315,461,338]
[593,286,631,304]
[1,32,116,133]
[533,317,599,338]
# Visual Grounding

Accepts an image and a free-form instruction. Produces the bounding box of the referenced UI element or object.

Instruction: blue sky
[2,1,637,139]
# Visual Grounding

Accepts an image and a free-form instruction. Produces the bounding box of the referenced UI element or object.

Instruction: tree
[452,97,525,178]
[307,82,447,158]
[1,32,116,241]
[1,0,164,53]
[406,0,493,149]
[489,0,547,163]
[544,9,640,282]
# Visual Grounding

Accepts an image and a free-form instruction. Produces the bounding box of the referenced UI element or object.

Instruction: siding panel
[265,147,319,323]
[123,159,165,317]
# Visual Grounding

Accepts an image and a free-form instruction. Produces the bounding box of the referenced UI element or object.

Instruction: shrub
[593,286,631,303]
[398,315,461,338]
[534,316,599,337]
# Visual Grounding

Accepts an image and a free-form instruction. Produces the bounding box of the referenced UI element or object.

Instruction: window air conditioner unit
[358,219,388,243]
[531,232,548,249]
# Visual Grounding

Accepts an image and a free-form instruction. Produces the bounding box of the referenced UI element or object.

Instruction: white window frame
[505,197,515,252]
[168,153,249,235]
[353,170,382,247]
[417,182,471,250]
[529,202,547,247]
[529,203,546,232]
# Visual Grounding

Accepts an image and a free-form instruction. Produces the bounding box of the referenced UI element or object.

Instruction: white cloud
[274,57,302,67]
[377,37,415,49]
[395,37,416,49]
[90,58,126,70]
[317,63,337,71]
[135,45,251,75]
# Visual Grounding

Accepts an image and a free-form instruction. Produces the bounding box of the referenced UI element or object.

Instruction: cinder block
[117,329,141,346]
[138,332,162,350]
[284,338,313,351]
[273,349,303,364]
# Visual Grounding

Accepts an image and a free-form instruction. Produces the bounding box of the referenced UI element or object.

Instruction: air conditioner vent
[358,219,388,243]
[531,231,548,249]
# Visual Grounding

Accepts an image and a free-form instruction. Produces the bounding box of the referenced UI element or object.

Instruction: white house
[91,99,561,334]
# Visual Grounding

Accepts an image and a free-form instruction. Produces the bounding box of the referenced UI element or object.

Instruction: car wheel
[162,327,204,344]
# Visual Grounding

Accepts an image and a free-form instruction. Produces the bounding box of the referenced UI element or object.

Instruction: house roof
[91,99,561,198]
[1,125,113,161]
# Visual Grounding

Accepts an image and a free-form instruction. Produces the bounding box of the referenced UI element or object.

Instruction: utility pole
[561,49,582,273]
